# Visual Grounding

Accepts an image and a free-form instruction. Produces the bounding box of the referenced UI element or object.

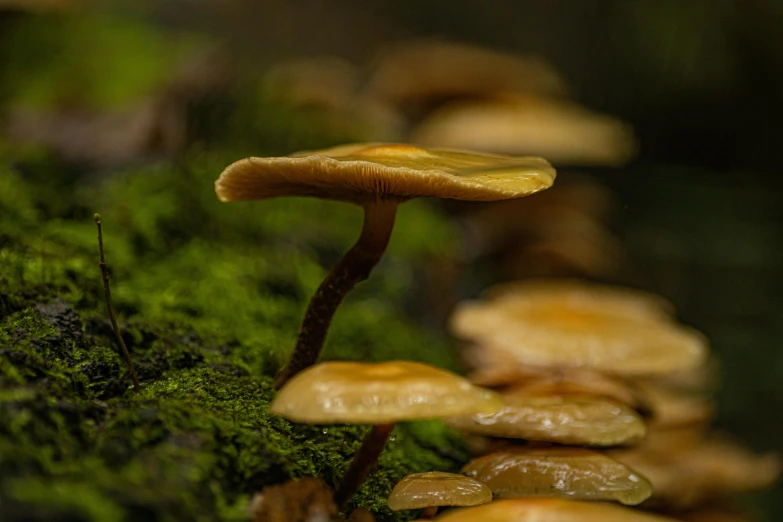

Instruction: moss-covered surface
[0,141,469,521]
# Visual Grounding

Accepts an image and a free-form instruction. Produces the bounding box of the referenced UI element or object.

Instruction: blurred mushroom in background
[448,278,779,520]
[260,55,405,142]
[412,96,637,167]
[364,39,568,121]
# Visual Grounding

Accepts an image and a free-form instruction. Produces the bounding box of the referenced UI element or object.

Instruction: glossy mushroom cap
[215,143,555,205]
[446,392,646,447]
[387,472,491,511]
[451,280,707,377]
[270,361,501,424]
[412,98,637,167]
[434,498,678,522]
[462,447,652,506]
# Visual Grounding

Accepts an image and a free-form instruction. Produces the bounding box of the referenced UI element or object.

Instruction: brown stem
[421,506,439,519]
[335,423,395,510]
[273,200,399,389]
[95,214,140,393]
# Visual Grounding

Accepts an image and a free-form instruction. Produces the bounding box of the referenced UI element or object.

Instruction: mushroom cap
[387,471,492,511]
[412,98,637,167]
[445,392,646,447]
[636,382,713,428]
[366,40,568,109]
[270,361,501,424]
[461,447,652,506]
[610,435,780,509]
[502,369,641,408]
[215,143,555,205]
[451,280,707,377]
[435,498,677,522]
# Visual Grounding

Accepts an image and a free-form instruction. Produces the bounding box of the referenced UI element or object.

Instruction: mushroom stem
[335,422,395,510]
[273,200,399,389]
[421,506,439,519]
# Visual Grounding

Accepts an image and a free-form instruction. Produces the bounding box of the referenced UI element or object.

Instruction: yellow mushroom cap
[386,472,491,511]
[270,361,501,424]
[215,143,555,205]
[435,498,678,522]
[412,98,638,167]
[461,447,652,506]
[446,393,646,447]
[451,280,707,377]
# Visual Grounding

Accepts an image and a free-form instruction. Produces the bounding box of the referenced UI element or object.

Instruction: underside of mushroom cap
[270,360,501,424]
[215,143,555,205]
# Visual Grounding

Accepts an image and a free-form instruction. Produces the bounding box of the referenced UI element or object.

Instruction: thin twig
[94,213,140,393]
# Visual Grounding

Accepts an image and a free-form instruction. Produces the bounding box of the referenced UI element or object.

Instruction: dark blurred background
[1,0,781,519]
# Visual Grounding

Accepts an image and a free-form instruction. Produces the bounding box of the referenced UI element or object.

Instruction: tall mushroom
[269,360,501,509]
[216,143,555,387]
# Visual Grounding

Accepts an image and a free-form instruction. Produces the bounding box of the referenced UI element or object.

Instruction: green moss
[0,137,466,520]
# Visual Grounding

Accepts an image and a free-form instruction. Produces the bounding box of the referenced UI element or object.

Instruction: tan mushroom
[446,392,646,447]
[365,40,568,113]
[610,435,780,509]
[387,471,491,519]
[451,280,707,377]
[217,143,554,387]
[412,97,637,166]
[461,447,652,505]
[270,360,501,509]
[434,498,678,521]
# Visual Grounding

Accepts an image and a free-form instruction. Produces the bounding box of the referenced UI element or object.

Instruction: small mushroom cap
[451,280,707,377]
[270,361,501,424]
[435,498,678,522]
[412,98,637,166]
[215,143,555,205]
[461,447,652,506]
[446,392,646,447]
[387,472,491,511]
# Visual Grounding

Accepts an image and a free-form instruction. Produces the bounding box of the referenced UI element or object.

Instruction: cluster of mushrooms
[212,40,778,522]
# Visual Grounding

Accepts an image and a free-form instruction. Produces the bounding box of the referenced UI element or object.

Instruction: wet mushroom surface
[270,360,501,508]
[445,391,646,447]
[461,447,653,505]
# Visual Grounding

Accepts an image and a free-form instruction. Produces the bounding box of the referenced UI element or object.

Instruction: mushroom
[365,40,568,116]
[216,143,555,387]
[412,97,638,167]
[461,447,652,505]
[446,392,646,447]
[269,360,501,509]
[387,471,491,519]
[451,280,707,377]
[434,498,678,521]
[609,435,780,509]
